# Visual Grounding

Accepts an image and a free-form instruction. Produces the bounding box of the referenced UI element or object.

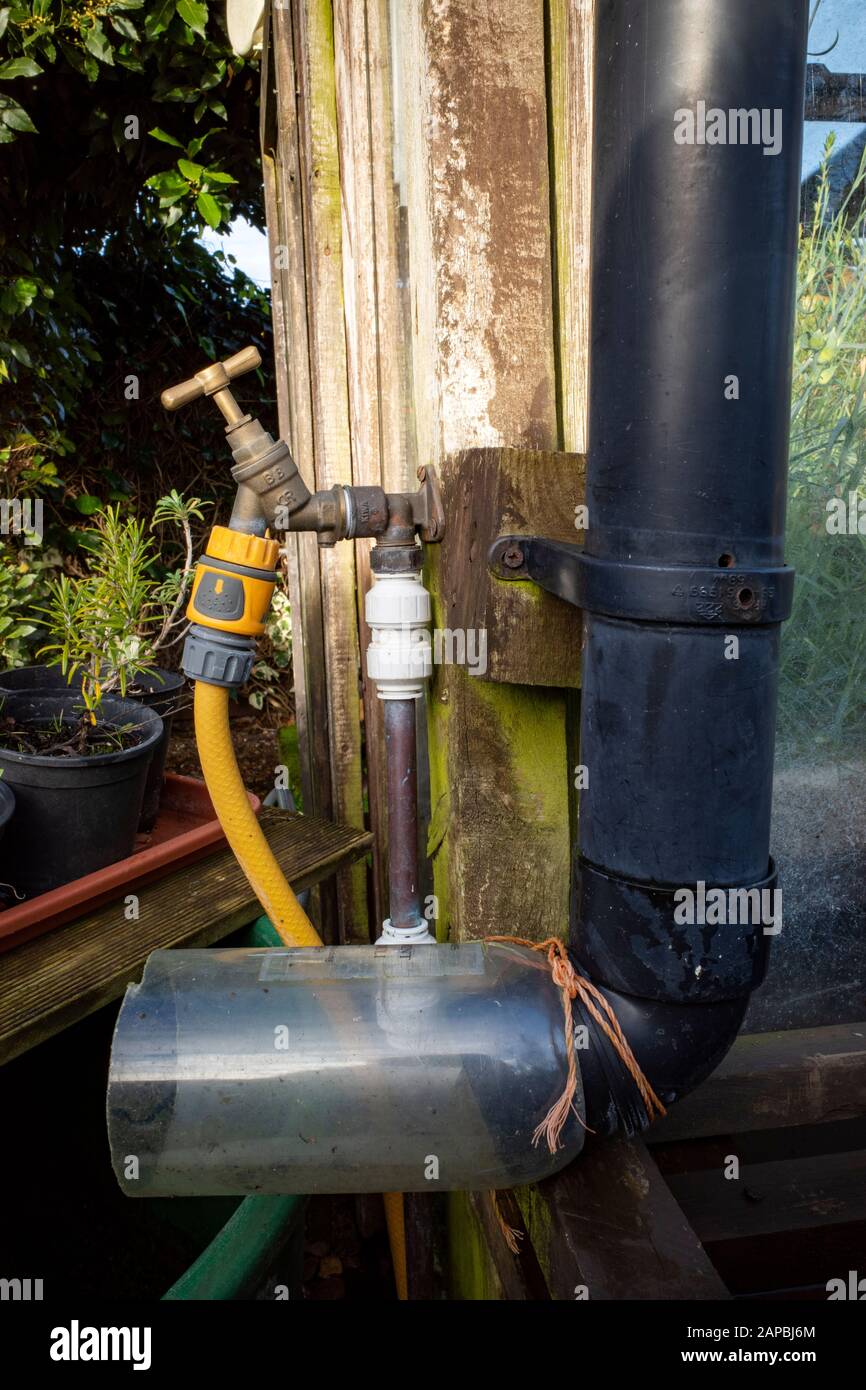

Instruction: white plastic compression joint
[364,571,433,700]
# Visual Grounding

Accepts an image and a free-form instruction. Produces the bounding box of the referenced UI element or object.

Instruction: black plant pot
[0,665,186,832]
[0,692,163,899]
[0,780,14,846]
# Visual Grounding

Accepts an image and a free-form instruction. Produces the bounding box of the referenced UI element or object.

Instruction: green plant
[36,491,206,719]
[779,136,866,751]
[247,584,293,717]
[0,1,271,552]
[0,541,61,667]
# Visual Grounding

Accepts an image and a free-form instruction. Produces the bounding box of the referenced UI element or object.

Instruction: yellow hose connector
[188,526,280,637]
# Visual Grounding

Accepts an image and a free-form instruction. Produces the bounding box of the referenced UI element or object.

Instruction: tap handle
[161,345,262,412]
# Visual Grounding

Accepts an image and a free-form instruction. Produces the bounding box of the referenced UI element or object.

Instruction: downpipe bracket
[489,535,795,626]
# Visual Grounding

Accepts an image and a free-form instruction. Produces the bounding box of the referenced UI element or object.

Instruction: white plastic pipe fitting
[364,572,433,701]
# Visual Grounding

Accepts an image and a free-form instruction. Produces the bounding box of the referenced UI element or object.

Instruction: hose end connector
[182,524,282,688]
[181,625,255,690]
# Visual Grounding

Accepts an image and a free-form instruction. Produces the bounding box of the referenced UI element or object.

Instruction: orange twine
[486,936,667,1153]
[490,1192,523,1255]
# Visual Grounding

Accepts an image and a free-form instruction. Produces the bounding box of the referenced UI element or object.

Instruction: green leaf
[159,85,197,103]
[13,277,38,305]
[74,495,103,516]
[109,15,139,40]
[82,20,115,66]
[177,157,203,182]
[148,126,183,148]
[0,96,37,135]
[196,191,222,228]
[203,168,237,185]
[176,0,208,39]
[208,99,227,121]
[0,10,9,41]
[145,170,189,197]
[0,57,43,80]
[186,130,216,157]
[7,340,32,365]
[145,0,176,36]
[199,60,225,91]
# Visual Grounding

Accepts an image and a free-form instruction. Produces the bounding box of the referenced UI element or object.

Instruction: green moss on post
[447,1193,504,1301]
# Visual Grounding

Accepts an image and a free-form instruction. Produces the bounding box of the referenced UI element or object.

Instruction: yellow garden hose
[194,677,408,1297]
[194,680,321,947]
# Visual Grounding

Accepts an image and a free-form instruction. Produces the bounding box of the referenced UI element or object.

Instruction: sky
[208,0,866,289]
[200,216,271,288]
[802,0,866,176]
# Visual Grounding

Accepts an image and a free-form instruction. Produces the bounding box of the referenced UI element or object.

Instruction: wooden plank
[333,0,387,933]
[516,1136,730,1300]
[291,0,368,941]
[333,0,414,934]
[397,0,572,945]
[447,1190,508,1301]
[262,5,339,941]
[399,0,558,463]
[548,2,594,840]
[0,810,373,1066]
[702,1221,866,1300]
[549,0,594,455]
[668,1150,866,1242]
[464,1192,533,1301]
[806,63,866,121]
[402,1192,438,1301]
[439,447,585,687]
[648,1023,866,1142]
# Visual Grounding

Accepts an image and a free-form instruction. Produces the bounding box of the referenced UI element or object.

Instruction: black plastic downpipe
[572,0,809,1134]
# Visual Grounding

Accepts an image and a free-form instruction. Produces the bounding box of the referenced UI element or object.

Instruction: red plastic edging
[0,773,261,955]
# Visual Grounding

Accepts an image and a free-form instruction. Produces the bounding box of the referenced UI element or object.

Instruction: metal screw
[503,545,525,570]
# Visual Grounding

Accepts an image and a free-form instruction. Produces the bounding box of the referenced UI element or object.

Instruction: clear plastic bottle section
[107,940,585,1196]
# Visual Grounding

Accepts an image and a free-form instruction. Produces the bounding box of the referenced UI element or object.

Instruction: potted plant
[0,491,207,830]
[0,685,163,900]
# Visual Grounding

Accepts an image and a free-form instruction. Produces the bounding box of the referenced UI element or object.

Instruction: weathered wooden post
[263,0,594,1295]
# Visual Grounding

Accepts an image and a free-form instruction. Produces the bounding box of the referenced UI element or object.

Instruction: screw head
[503,545,525,570]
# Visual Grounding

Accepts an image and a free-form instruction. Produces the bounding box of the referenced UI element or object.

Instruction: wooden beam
[463,1192,533,1301]
[333,0,414,934]
[0,810,373,1067]
[516,1136,730,1300]
[262,4,339,940]
[668,1149,866,1242]
[397,0,572,945]
[549,0,594,455]
[290,0,368,941]
[648,1023,866,1142]
[447,1190,509,1301]
[438,447,585,687]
